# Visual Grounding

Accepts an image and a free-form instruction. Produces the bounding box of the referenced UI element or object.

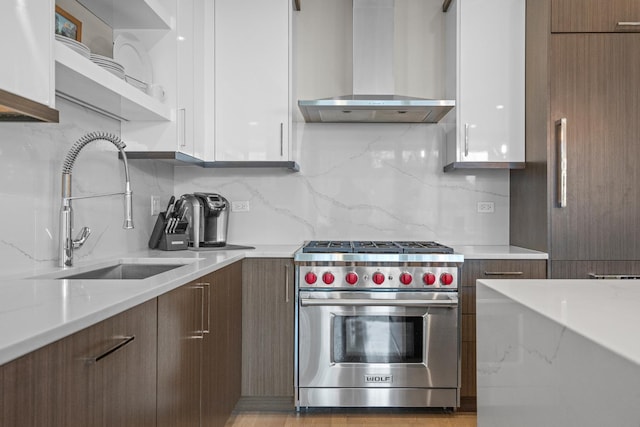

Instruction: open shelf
[443,161,525,172]
[76,0,172,30]
[54,42,172,121]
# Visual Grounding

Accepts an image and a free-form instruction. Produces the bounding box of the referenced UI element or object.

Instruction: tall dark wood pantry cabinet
[510,0,640,278]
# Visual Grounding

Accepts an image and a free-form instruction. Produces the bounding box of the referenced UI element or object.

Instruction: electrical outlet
[477,201,495,214]
[151,195,161,216]
[231,201,250,212]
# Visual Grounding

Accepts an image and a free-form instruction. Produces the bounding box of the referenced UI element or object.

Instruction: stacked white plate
[55,34,90,59]
[90,54,126,80]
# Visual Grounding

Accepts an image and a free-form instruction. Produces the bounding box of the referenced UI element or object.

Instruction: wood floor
[225,410,477,427]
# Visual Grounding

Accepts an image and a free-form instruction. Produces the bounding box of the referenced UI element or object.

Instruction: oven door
[298,291,459,389]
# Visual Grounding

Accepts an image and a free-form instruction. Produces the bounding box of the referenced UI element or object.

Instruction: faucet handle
[73,227,91,249]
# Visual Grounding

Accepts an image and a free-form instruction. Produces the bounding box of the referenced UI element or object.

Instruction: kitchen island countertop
[477,278,640,426]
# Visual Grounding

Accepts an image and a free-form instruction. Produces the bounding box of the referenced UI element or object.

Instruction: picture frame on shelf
[55,6,82,42]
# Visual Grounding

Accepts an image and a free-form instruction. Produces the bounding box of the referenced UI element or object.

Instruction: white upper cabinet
[444,0,525,170]
[0,0,56,117]
[213,0,291,162]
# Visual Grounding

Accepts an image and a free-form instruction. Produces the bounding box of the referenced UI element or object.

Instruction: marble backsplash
[0,102,510,277]
[0,99,174,278]
[174,123,510,246]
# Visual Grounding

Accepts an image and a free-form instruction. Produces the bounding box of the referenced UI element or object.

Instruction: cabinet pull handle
[285,263,290,303]
[86,336,135,364]
[202,282,211,334]
[464,123,470,157]
[280,122,284,156]
[179,108,187,147]
[589,273,640,279]
[484,271,524,276]
[555,118,567,208]
[617,22,640,27]
[193,283,211,339]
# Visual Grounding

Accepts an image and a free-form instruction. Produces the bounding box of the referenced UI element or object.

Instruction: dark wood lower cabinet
[459,259,547,412]
[202,262,243,427]
[2,262,243,427]
[0,299,157,427]
[158,262,243,427]
[240,258,294,409]
[157,281,203,427]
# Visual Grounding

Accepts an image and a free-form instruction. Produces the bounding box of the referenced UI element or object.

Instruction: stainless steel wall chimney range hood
[298,0,454,124]
[0,89,59,123]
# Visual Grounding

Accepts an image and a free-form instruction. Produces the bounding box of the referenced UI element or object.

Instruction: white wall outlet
[477,201,495,214]
[231,201,250,212]
[151,195,161,216]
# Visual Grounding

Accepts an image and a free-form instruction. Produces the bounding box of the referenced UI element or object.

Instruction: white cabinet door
[213,0,290,162]
[0,0,54,107]
[177,0,195,157]
[445,0,525,165]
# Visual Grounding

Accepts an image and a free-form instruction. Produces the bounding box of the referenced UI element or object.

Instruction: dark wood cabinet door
[551,0,640,33]
[103,299,158,427]
[459,259,547,411]
[201,262,242,427]
[550,32,640,261]
[0,300,157,427]
[157,283,203,427]
[241,258,294,398]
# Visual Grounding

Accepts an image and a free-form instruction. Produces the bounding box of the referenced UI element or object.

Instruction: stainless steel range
[294,241,463,410]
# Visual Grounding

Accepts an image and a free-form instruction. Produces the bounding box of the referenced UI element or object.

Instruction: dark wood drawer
[552,0,640,33]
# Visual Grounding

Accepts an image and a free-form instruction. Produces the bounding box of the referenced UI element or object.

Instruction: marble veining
[175,122,510,245]
[0,98,174,278]
[477,280,640,427]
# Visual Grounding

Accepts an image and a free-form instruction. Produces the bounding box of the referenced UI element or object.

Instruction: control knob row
[304,271,454,286]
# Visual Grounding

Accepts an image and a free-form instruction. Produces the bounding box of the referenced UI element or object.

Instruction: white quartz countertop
[0,244,300,366]
[453,245,547,259]
[0,243,541,366]
[478,279,640,366]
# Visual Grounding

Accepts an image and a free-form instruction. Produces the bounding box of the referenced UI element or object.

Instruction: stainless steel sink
[33,260,193,280]
[59,263,186,280]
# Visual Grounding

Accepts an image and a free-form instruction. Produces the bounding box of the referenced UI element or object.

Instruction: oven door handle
[300,297,458,308]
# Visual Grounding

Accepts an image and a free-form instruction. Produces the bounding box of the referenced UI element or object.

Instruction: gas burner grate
[395,241,454,254]
[302,241,354,253]
[352,241,403,253]
[301,240,455,254]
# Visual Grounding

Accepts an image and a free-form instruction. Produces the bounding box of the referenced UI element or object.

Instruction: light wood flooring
[225,410,477,427]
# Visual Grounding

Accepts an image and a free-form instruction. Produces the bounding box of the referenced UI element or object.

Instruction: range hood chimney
[0,89,59,123]
[298,0,454,124]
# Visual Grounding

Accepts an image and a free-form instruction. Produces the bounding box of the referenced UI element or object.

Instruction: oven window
[333,316,423,363]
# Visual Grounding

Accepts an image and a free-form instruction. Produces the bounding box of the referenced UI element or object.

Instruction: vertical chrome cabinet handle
[193,284,205,339]
[85,336,135,364]
[284,263,290,303]
[178,108,187,147]
[280,122,284,157]
[464,123,470,157]
[555,118,567,208]
[202,282,211,334]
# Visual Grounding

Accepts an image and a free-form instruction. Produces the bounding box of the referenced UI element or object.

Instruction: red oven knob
[304,272,317,285]
[345,272,358,285]
[423,272,436,286]
[440,272,454,286]
[399,273,413,285]
[322,272,335,285]
[372,272,385,285]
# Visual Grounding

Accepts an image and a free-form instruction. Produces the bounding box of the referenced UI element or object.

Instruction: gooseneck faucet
[59,132,134,267]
